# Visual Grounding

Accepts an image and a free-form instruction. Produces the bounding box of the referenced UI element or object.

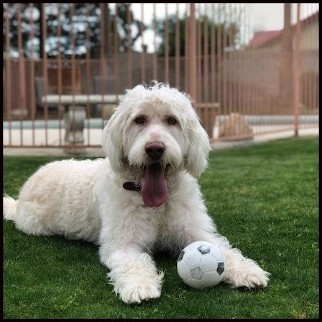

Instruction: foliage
[153,14,239,57]
[115,3,146,53]
[2,3,146,59]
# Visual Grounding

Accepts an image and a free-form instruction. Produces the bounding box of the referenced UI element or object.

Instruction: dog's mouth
[141,163,169,208]
[123,163,170,208]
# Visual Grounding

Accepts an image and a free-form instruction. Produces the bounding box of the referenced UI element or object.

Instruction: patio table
[41,94,123,144]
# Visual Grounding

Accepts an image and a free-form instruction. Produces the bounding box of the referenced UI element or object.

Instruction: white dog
[3,82,269,304]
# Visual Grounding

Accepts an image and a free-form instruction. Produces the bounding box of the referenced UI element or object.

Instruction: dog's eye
[166,116,178,125]
[134,115,146,125]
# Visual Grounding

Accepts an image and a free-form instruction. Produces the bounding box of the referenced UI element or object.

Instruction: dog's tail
[3,195,18,221]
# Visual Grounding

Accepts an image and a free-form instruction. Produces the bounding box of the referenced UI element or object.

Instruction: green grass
[3,137,319,319]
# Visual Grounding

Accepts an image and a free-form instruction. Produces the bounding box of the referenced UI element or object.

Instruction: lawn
[3,137,319,319]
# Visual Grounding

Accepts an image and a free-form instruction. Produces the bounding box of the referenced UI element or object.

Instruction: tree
[153,14,239,57]
[153,15,186,57]
[115,3,146,52]
[3,3,146,59]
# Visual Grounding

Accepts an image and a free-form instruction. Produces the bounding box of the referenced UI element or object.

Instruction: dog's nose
[145,142,165,160]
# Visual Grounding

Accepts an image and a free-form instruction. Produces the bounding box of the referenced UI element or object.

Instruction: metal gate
[3,3,319,147]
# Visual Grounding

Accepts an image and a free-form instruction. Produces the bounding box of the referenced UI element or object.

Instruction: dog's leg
[99,246,164,304]
[219,245,270,289]
[185,229,270,289]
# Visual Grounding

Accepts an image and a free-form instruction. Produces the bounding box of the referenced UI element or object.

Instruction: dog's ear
[185,116,212,178]
[101,85,146,172]
[101,108,125,172]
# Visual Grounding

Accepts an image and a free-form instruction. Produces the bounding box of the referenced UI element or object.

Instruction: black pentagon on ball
[191,266,203,280]
[197,244,211,254]
[177,250,185,261]
[217,262,225,275]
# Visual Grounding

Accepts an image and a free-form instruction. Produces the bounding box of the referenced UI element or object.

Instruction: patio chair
[93,76,116,95]
[35,77,63,111]
[93,76,116,119]
[35,76,85,144]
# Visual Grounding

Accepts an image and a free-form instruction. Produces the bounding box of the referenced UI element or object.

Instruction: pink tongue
[141,163,168,207]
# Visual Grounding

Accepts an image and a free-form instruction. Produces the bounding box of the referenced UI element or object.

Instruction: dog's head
[101,82,211,207]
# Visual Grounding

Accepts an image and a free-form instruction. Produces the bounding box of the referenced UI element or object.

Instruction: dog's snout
[145,142,165,160]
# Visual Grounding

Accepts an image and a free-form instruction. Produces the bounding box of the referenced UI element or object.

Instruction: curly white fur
[3,82,269,304]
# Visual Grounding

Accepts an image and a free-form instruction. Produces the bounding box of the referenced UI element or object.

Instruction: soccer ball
[177,241,225,289]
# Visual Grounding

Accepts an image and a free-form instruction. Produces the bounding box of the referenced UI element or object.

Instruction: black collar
[123,182,141,191]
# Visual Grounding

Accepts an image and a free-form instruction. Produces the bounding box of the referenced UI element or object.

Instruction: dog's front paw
[109,270,164,304]
[223,253,270,289]
[119,280,162,304]
[226,262,270,289]
[105,250,164,304]
[232,265,270,289]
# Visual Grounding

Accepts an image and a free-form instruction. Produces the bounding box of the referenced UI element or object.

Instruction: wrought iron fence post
[293,3,301,137]
[188,3,197,103]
